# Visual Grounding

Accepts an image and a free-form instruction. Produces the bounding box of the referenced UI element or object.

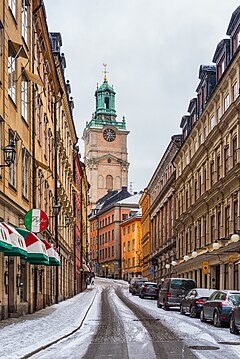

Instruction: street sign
[202,261,209,275]
[150,266,155,275]
[24,209,48,233]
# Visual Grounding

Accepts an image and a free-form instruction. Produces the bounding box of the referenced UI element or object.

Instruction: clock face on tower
[103,128,116,142]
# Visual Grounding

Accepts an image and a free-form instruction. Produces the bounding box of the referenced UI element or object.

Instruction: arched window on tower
[106,175,113,190]
[98,175,104,189]
[104,97,109,109]
[115,176,121,190]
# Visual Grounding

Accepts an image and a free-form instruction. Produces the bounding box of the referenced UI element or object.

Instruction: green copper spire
[86,65,126,130]
[94,64,116,119]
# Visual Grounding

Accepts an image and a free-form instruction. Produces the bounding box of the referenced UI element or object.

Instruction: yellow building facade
[0,0,81,319]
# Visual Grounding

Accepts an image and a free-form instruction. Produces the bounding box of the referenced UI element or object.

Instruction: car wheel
[213,310,221,327]
[230,315,239,335]
[200,309,206,322]
[157,301,162,308]
[180,305,185,315]
[189,306,196,318]
[163,301,169,311]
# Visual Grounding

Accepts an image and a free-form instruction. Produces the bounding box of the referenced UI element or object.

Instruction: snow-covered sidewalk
[0,286,97,359]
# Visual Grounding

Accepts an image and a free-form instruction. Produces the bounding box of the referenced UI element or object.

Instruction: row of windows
[122,258,136,269]
[99,230,114,244]
[8,0,29,44]
[99,246,114,260]
[177,135,238,216]
[177,200,238,258]
[179,79,239,176]
[123,239,135,252]
[122,223,135,235]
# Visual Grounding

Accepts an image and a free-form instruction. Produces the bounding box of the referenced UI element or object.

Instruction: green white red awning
[1,223,27,258]
[41,239,61,266]
[16,228,49,265]
[0,223,13,252]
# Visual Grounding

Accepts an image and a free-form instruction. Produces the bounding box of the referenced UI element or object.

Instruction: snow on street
[0,278,240,359]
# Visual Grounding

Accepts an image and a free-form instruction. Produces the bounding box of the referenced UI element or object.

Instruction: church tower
[83,66,130,208]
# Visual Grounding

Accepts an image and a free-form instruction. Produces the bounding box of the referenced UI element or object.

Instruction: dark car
[180,288,215,318]
[157,278,196,310]
[229,306,240,334]
[139,282,159,299]
[200,290,240,327]
[129,277,148,293]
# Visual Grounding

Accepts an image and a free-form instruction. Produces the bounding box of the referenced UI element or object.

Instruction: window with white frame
[8,132,16,188]
[22,0,29,44]
[185,153,189,165]
[8,44,16,102]
[232,82,238,101]
[8,0,16,18]
[43,114,48,156]
[224,94,230,111]
[22,148,29,198]
[21,74,28,122]
[36,95,43,142]
[210,115,215,130]
[217,106,221,122]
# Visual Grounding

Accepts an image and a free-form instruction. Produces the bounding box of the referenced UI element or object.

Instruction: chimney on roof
[122,186,127,192]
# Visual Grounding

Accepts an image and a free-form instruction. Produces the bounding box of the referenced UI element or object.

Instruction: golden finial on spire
[103,63,109,81]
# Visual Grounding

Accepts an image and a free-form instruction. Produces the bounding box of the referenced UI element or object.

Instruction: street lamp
[0,141,16,167]
[212,241,220,250]
[231,233,240,243]
[184,255,189,261]
[192,251,198,258]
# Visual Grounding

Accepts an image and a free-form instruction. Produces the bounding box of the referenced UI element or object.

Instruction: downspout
[80,174,83,292]
[54,97,59,304]
[73,153,76,295]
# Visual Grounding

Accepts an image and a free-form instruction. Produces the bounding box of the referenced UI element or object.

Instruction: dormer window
[217,57,225,80]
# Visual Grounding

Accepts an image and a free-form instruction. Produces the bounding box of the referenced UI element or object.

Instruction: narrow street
[24,278,240,359]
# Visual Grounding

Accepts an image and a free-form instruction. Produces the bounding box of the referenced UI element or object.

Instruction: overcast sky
[45,0,239,192]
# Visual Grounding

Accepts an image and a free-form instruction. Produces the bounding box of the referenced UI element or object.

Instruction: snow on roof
[117,193,141,205]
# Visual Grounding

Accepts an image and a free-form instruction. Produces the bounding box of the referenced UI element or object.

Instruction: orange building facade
[120,211,143,281]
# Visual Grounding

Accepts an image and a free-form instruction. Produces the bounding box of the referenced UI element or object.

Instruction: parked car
[229,306,240,334]
[180,288,215,317]
[200,290,240,327]
[129,277,148,294]
[157,278,196,310]
[139,282,159,299]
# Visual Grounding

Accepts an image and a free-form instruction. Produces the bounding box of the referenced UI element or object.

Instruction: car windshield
[197,289,214,296]
[136,281,144,286]
[170,279,195,290]
[229,294,240,305]
[146,283,157,288]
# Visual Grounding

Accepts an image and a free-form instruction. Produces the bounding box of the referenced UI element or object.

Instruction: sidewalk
[0,286,97,359]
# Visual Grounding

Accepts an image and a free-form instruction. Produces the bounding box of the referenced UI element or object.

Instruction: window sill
[8,183,17,192]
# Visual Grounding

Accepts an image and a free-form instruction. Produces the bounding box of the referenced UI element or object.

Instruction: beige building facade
[0,0,81,319]
[174,7,240,290]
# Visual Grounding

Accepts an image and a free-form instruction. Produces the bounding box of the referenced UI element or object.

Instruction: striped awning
[0,223,12,252]
[1,223,27,258]
[41,239,61,266]
[16,228,49,265]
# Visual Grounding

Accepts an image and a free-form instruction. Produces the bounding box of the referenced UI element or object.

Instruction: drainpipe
[53,98,59,304]
[80,174,83,292]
